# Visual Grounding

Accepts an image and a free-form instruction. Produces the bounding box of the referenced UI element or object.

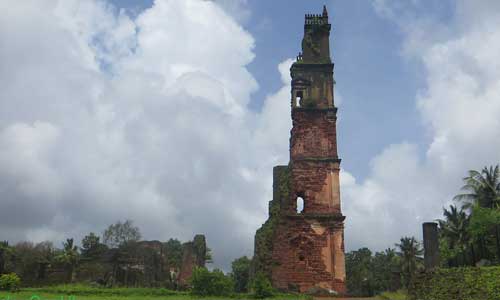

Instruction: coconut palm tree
[454,165,500,260]
[396,236,423,289]
[56,238,79,282]
[455,165,500,209]
[437,205,473,265]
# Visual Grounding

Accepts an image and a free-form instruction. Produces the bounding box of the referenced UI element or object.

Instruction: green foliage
[437,205,475,266]
[250,272,274,299]
[396,237,423,289]
[0,273,21,291]
[164,238,183,268]
[0,241,15,274]
[231,256,251,293]
[56,238,80,283]
[26,284,181,297]
[190,267,234,297]
[0,284,308,300]
[81,232,107,258]
[378,290,408,300]
[346,247,400,297]
[12,241,55,282]
[410,266,500,300]
[469,205,500,236]
[103,219,142,248]
[454,164,500,262]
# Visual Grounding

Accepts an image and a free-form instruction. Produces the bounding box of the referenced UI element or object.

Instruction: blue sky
[2,0,500,270]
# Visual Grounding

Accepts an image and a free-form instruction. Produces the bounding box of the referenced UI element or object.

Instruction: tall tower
[253,6,346,294]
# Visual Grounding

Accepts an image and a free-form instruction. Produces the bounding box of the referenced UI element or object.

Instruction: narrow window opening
[295,91,303,107]
[296,196,304,214]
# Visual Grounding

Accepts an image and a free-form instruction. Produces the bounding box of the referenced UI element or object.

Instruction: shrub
[251,272,274,299]
[0,273,21,291]
[409,266,500,300]
[231,256,251,293]
[190,267,234,296]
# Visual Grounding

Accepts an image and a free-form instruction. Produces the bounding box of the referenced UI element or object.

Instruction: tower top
[304,5,329,27]
[299,6,332,64]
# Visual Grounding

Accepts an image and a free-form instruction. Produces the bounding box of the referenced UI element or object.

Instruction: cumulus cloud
[342,0,500,252]
[0,0,292,270]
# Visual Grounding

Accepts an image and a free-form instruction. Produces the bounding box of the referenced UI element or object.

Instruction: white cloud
[0,0,291,270]
[341,0,500,252]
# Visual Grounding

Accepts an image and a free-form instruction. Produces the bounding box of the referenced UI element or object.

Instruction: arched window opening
[296,196,304,214]
[295,91,303,107]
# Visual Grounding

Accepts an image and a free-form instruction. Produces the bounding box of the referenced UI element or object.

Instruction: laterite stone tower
[253,6,346,294]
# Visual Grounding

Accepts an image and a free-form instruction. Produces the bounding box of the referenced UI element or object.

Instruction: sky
[1,0,500,271]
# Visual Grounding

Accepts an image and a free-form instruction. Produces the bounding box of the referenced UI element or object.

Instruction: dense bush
[231,256,251,293]
[410,266,500,300]
[190,267,234,296]
[251,272,274,299]
[0,273,21,291]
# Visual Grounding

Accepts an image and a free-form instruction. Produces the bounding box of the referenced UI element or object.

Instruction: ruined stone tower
[253,6,346,294]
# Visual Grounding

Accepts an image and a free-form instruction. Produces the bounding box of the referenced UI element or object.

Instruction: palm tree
[454,165,500,260]
[56,238,80,282]
[455,165,500,209]
[396,236,423,289]
[437,205,473,265]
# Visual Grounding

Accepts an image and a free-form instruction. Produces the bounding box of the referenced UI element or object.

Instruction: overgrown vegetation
[409,266,500,300]
[0,273,20,291]
[253,166,289,280]
[231,256,251,293]
[438,164,500,266]
[250,272,274,299]
[346,239,422,297]
[190,267,234,297]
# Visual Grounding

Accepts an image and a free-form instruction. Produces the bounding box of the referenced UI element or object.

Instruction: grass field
[0,284,313,300]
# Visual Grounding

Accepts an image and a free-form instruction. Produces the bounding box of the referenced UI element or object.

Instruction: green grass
[377,290,408,300]
[0,284,311,300]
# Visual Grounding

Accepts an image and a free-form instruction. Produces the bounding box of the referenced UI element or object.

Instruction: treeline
[0,220,200,285]
[347,164,500,297]
[439,165,500,266]
[346,237,423,297]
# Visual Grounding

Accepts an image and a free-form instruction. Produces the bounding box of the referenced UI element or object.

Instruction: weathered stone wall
[290,109,337,159]
[252,166,289,279]
[178,235,207,287]
[271,217,345,293]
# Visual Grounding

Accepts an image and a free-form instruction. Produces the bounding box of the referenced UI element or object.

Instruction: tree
[454,165,500,261]
[371,248,400,293]
[102,220,142,248]
[165,238,183,268]
[81,232,107,258]
[345,247,374,296]
[0,241,14,275]
[231,256,251,293]
[251,272,274,299]
[190,267,234,296]
[437,205,473,266]
[56,238,79,282]
[396,236,423,289]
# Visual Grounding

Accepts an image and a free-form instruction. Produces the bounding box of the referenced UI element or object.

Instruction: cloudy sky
[1,0,500,271]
